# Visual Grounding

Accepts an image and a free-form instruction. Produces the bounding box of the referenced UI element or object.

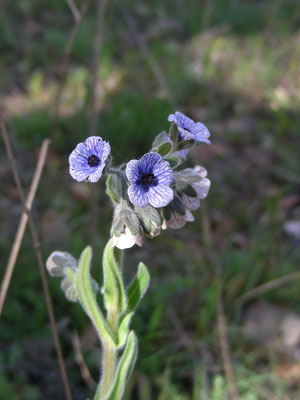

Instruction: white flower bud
[113,227,143,249]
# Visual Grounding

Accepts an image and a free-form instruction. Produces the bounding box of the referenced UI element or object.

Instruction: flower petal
[185,210,195,222]
[126,159,140,182]
[147,185,173,208]
[101,140,111,162]
[140,152,162,173]
[168,113,176,123]
[193,177,211,199]
[181,194,200,211]
[88,164,106,182]
[175,111,195,132]
[69,166,89,182]
[128,184,149,208]
[113,227,139,249]
[173,149,189,159]
[85,136,104,155]
[194,122,211,143]
[69,143,89,165]
[164,210,187,229]
[178,128,195,141]
[153,160,173,186]
[193,165,207,178]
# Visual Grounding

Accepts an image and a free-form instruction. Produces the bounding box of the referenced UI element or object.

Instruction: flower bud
[111,199,143,249]
[46,251,79,302]
[135,205,161,238]
[46,251,77,277]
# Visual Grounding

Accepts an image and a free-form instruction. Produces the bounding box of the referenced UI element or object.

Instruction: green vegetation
[1,0,300,399]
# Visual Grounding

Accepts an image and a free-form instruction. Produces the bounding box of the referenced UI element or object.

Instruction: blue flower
[168,111,211,144]
[126,152,174,208]
[69,136,111,182]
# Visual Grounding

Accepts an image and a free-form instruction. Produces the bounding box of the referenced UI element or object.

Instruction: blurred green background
[1,0,300,399]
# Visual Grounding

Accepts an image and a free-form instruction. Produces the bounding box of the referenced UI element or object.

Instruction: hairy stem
[99,341,117,399]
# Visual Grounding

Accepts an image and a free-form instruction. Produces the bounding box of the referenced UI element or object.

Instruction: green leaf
[116,312,134,349]
[76,246,115,346]
[157,141,172,156]
[103,239,128,319]
[127,262,150,313]
[104,331,138,400]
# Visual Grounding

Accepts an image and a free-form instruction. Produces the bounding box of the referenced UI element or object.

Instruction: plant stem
[99,341,117,399]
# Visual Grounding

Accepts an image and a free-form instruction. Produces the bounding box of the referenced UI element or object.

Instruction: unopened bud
[111,199,143,249]
[46,251,77,277]
[135,205,161,238]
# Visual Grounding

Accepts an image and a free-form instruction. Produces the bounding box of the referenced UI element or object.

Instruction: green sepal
[176,139,195,150]
[116,312,134,349]
[127,262,150,313]
[157,141,172,157]
[172,196,186,216]
[103,331,138,400]
[169,122,179,144]
[76,246,115,346]
[103,239,128,317]
[164,156,180,169]
[111,200,141,237]
[162,206,171,221]
[106,172,127,205]
[152,131,168,148]
[182,184,198,197]
[61,267,78,302]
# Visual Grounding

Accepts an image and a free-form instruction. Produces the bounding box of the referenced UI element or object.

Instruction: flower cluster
[68,112,211,248]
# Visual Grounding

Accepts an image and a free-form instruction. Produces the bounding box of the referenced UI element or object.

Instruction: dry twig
[0,121,72,400]
[88,0,108,135]
[236,271,300,305]
[66,0,81,22]
[217,267,239,400]
[72,330,97,389]
[0,139,50,316]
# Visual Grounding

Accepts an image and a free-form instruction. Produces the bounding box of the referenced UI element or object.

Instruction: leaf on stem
[77,246,115,346]
[127,262,150,312]
[103,239,128,317]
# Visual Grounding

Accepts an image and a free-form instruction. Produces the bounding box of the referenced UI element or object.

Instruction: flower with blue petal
[69,136,111,183]
[126,152,174,208]
[168,111,211,144]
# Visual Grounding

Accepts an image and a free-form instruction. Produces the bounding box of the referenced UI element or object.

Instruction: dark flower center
[141,173,155,186]
[87,154,100,167]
